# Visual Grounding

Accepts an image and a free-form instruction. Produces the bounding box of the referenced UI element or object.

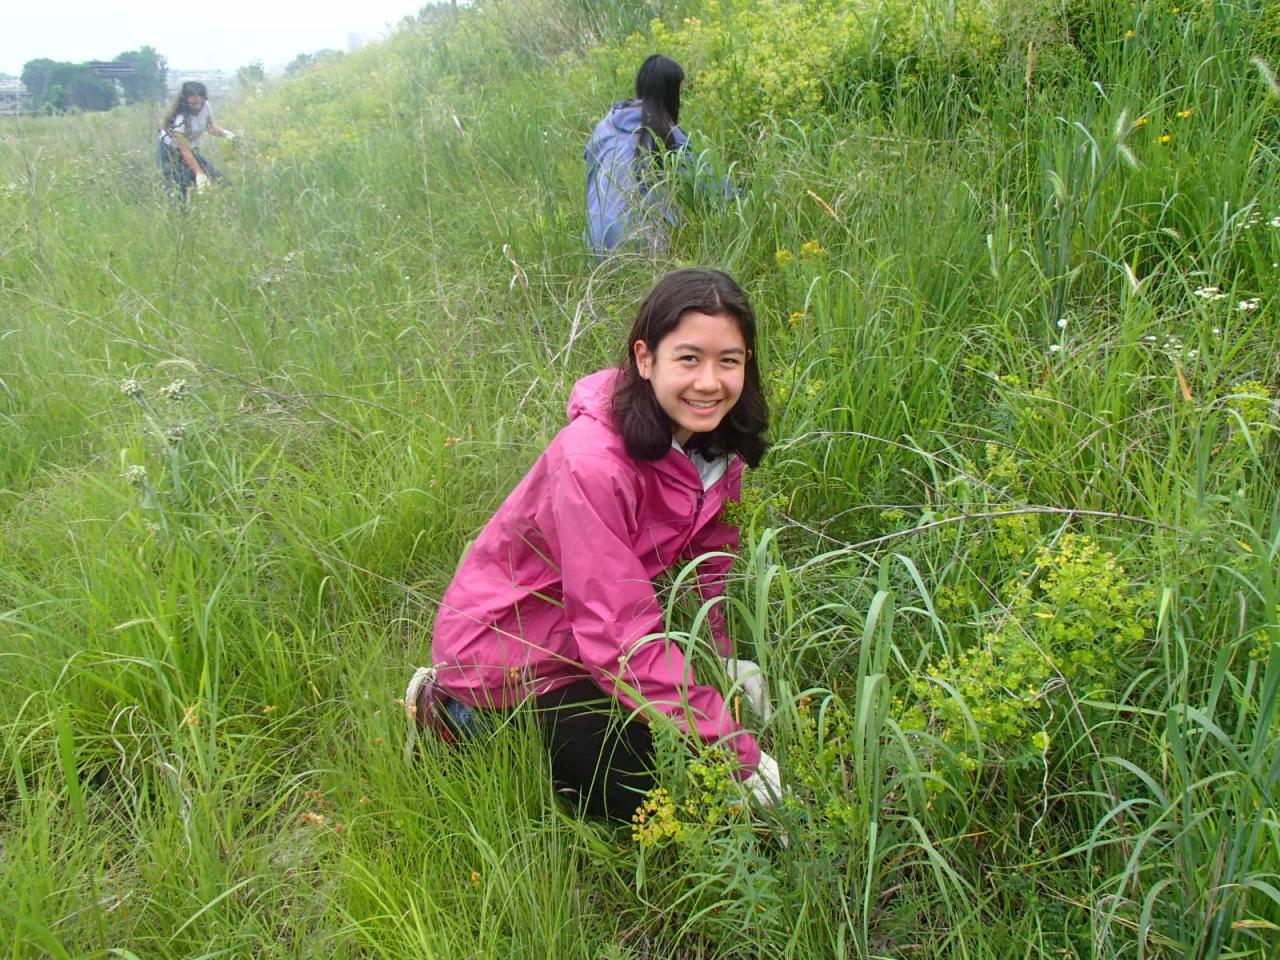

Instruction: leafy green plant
[903,533,1155,768]
[593,0,1053,132]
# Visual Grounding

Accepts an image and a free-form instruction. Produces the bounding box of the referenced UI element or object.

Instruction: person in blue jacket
[585,54,695,255]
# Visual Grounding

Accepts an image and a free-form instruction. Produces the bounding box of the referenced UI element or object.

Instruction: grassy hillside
[1,0,1278,956]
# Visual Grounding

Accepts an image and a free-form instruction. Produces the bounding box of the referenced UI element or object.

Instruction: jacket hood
[604,100,644,135]
[566,368,621,425]
[566,368,740,491]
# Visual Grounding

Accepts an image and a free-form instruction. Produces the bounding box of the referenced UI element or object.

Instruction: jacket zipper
[671,450,732,556]
[678,487,707,558]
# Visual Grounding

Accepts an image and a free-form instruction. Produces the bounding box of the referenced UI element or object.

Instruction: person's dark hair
[163,81,209,129]
[612,268,769,466]
[634,54,684,157]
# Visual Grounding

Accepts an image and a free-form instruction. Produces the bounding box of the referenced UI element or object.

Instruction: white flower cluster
[1194,286,1228,301]
[160,379,188,402]
[1237,297,1261,312]
[120,378,144,399]
[124,464,147,486]
[1141,333,1198,359]
[253,251,301,290]
[166,423,187,445]
[1234,210,1280,231]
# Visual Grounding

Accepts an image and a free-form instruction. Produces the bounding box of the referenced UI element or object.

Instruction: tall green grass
[1,0,1278,956]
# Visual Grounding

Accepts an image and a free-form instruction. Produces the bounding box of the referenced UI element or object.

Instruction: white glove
[222,130,236,141]
[743,750,782,806]
[723,656,771,722]
[194,172,209,193]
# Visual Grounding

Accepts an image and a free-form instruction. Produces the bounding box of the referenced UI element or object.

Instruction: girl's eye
[720,357,741,367]
[678,355,698,364]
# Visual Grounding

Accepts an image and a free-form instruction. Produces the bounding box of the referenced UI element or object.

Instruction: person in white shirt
[157,81,236,199]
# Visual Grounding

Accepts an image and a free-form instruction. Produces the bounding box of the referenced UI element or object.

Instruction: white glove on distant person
[194,172,209,193]
[222,130,237,141]
[743,750,783,806]
[723,656,771,722]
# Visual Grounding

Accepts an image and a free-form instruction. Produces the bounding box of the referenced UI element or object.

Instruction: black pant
[533,680,656,821]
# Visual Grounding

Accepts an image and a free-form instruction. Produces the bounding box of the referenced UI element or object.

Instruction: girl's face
[185,93,205,112]
[633,310,749,445]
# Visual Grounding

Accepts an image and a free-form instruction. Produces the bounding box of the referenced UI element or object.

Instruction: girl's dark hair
[612,268,769,466]
[163,81,209,129]
[634,54,684,157]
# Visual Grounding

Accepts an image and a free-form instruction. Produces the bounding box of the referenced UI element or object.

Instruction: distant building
[0,74,29,116]
[165,69,235,99]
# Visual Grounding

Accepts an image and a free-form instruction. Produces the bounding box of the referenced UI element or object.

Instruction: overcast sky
[2,1,427,77]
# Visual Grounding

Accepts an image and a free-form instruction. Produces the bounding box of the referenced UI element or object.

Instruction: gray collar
[670,439,729,491]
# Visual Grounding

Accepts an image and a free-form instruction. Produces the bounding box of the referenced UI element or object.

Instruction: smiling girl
[407,268,780,819]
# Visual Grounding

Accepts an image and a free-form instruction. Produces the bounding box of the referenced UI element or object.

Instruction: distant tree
[42,83,69,114]
[114,46,167,103]
[284,50,343,77]
[285,52,318,77]
[236,60,265,92]
[414,2,460,25]
[64,66,116,110]
[21,59,115,112]
[20,58,59,106]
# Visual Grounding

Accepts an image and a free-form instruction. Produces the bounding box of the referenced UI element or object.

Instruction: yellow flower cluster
[1227,380,1276,446]
[630,750,745,846]
[631,787,686,845]
[901,532,1154,769]
[607,0,1008,132]
[775,239,826,267]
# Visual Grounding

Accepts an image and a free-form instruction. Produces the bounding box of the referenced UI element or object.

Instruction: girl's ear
[632,339,654,380]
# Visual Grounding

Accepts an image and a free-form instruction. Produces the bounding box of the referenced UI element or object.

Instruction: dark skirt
[156,139,221,199]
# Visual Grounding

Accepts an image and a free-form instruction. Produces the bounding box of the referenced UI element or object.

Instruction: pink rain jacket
[432,369,761,774]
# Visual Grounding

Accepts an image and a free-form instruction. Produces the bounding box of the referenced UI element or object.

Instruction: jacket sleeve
[538,455,760,775]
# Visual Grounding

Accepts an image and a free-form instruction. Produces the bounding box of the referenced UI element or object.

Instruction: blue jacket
[584,100,691,254]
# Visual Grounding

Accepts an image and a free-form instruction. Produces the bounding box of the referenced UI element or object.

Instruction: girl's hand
[744,750,783,805]
[194,172,210,193]
[722,656,770,722]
